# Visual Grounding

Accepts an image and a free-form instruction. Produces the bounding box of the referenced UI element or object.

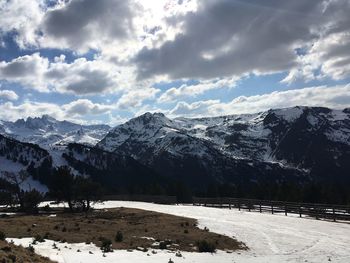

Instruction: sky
[0,0,350,125]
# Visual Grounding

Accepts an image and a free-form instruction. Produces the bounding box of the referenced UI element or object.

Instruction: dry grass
[0,207,246,252]
[0,240,55,263]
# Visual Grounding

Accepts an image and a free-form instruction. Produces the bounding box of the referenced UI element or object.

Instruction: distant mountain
[0,115,111,168]
[0,115,110,149]
[1,107,349,200]
[0,133,163,194]
[98,106,350,186]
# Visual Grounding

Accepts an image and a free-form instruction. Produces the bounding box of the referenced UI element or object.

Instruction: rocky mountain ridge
[1,106,349,195]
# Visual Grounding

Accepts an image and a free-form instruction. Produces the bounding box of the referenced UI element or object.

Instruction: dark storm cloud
[42,0,135,49]
[134,0,350,80]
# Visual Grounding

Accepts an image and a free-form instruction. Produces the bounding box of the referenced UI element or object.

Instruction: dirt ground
[0,240,55,263]
[0,207,246,252]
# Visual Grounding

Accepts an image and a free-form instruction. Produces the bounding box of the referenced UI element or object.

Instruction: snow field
[8,201,350,262]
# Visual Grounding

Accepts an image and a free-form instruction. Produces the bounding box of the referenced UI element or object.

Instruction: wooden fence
[192,197,350,222]
[102,194,177,204]
[38,194,350,222]
[102,195,350,222]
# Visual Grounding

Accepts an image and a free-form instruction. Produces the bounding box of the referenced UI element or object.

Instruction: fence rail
[101,195,350,222]
[37,195,350,222]
[102,194,177,204]
[192,197,350,222]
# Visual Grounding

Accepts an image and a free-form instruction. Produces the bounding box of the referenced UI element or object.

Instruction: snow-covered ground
[0,156,24,172]
[8,201,350,263]
[7,238,239,263]
[0,157,48,193]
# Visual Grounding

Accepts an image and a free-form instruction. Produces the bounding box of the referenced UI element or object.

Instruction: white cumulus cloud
[168,84,350,117]
[0,89,19,101]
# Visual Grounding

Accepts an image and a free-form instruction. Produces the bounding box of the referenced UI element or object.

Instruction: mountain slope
[62,143,167,192]
[1,106,348,197]
[0,134,51,192]
[0,134,51,169]
[97,106,350,185]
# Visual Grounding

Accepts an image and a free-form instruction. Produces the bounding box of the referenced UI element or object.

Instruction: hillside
[1,106,349,201]
[98,106,350,185]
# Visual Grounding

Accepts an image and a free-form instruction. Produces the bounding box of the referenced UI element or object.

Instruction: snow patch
[273,107,304,122]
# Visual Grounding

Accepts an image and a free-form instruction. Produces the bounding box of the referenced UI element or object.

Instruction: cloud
[0,101,63,122]
[307,31,350,81]
[158,77,237,103]
[2,0,350,85]
[0,0,44,48]
[1,85,348,123]
[0,0,197,56]
[0,53,129,95]
[116,87,160,109]
[168,84,350,117]
[0,89,19,101]
[40,0,136,52]
[45,57,119,95]
[135,0,350,82]
[0,53,47,77]
[1,0,350,124]
[169,99,220,116]
[0,53,49,92]
[0,99,114,123]
[134,1,320,80]
[282,33,350,83]
[63,99,112,116]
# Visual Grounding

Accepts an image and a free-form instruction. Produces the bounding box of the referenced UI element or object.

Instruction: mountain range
[0,114,110,148]
[0,106,349,197]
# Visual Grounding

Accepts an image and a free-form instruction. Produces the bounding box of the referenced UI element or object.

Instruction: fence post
[299,204,302,218]
[259,202,262,213]
[229,199,231,210]
[333,206,336,222]
[248,200,251,212]
[284,202,287,216]
[271,203,274,214]
[238,199,241,211]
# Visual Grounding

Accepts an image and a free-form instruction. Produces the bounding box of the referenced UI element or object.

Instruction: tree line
[1,167,349,214]
[0,166,102,213]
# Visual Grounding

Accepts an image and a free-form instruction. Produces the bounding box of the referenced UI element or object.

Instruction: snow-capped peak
[270,106,305,122]
[13,114,57,130]
[121,112,174,129]
[0,115,111,149]
[98,106,350,164]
